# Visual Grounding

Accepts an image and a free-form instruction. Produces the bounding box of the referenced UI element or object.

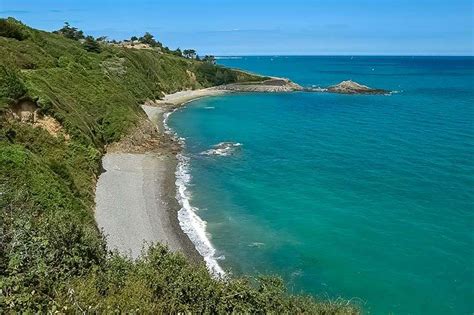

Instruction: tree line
[53,22,216,63]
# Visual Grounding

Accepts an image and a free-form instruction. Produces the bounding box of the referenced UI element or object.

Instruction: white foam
[248,242,265,248]
[389,90,402,95]
[163,109,225,277]
[201,142,243,156]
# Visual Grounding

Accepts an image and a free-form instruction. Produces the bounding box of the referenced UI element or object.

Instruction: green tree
[203,55,216,64]
[183,49,197,59]
[54,22,84,41]
[130,36,138,41]
[174,48,183,57]
[83,36,101,53]
[139,32,162,47]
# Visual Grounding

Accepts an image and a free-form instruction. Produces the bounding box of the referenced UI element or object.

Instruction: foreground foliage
[0,18,358,313]
[56,245,357,313]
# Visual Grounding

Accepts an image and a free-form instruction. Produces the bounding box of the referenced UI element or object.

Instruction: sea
[166,56,474,314]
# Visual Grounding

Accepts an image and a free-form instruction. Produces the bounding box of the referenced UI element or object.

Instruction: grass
[0,18,359,313]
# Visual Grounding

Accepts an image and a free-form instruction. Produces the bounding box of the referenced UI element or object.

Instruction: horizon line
[214,54,474,57]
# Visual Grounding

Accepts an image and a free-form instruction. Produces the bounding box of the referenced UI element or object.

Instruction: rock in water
[327,80,389,94]
[201,142,242,156]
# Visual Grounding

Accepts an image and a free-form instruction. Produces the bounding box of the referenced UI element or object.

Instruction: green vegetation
[138,32,162,48]
[0,18,29,41]
[83,35,101,53]
[183,49,197,59]
[0,18,358,313]
[203,55,217,64]
[0,64,27,108]
[53,22,85,41]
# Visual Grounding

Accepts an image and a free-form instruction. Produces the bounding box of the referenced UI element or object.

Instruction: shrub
[54,22,84,41]
[139,32,162,47]
[83,36,101,53]
[52,244,358,314]
[0,64,27,101]
[196,63,238,85]
[0,18,29,41]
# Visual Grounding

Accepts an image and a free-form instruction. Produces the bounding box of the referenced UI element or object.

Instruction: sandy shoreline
[95,88,226,264]
[95,82,300,270]
[155,88,229,107]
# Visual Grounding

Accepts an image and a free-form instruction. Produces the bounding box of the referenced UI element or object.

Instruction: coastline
[157,89,230,275]
[94,81,301,275]
[94,88,231,272]
[95,152,201,262]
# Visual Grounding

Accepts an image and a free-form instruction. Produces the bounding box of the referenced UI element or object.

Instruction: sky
[1,0,473,56]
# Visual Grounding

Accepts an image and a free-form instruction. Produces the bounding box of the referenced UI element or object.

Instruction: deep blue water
[168,56,474,314]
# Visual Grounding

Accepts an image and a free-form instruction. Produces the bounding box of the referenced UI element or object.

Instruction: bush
[83,36,101,53]
[0,18,29,41]
[52,244,358,314]
[196,63,238,85]
[0,141,106,311]
[139,32,161,47]
[0,64,27,101]
[54,22,84,41]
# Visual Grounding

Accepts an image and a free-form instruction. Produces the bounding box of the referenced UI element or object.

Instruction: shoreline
[94,77,388,275]
[94,88,231,272]
[95,152,201,262]
[94,81,301,275]
[159,94,227,276]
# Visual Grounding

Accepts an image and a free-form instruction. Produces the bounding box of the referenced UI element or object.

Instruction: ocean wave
[201,142,242,156]
[307,85,328,92]
[163,110,225,277]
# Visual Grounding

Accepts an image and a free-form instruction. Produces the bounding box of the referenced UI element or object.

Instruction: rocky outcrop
[201,142,242,156]
[10,99,39,123]
[218,79,388,95]
[8,99,70,139]
[326,80,389,95]
[219,78,303,92]
[34,116,70,140]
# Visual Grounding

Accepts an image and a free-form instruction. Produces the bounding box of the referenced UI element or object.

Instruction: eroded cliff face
[10,99,38,123]
[9,99,69,139]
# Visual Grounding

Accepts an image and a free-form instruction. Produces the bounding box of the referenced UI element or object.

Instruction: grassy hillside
[0,18,357,313]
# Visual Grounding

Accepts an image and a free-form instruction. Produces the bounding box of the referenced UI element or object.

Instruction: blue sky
[1,0,473,55]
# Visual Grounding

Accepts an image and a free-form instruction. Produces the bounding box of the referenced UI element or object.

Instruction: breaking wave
[163,111,225,277]
[201,142,242,156]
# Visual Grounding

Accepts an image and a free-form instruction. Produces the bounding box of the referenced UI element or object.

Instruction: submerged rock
[201,142,242,156]
[327,80,389,94]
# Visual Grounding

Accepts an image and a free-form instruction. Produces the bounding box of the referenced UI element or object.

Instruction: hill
[0,18,357,313]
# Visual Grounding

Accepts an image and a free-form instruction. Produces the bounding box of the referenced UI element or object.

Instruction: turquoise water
[168,56,474,314]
